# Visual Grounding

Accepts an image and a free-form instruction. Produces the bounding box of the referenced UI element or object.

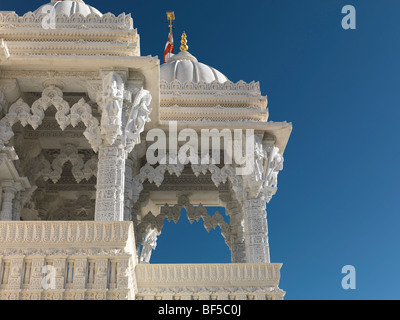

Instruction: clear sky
[4,0,400,300]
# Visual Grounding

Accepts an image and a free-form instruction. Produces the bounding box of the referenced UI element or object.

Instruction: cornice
[136,263,282,288]
[0,221,135,251]
[0,12,134,30]
[5,41,139,57]
[159,106,268,122]
[160,79,262,96]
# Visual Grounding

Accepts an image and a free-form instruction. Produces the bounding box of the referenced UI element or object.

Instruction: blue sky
[5,0,400,299]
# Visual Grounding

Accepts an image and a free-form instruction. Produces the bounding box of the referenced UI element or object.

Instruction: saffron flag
[163,30,174,63]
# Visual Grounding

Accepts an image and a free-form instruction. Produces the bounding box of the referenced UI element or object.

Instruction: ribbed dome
[34,0,103,17]
[160,51,228,83]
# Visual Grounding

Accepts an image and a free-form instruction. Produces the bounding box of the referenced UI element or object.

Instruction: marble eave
[155,121,292,154]
[160,96,267,108]
[0,53,159,69]
[0,27,137,36]
[6,46,139,57]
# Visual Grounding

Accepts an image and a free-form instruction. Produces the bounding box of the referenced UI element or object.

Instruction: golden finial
[180,32,188,52]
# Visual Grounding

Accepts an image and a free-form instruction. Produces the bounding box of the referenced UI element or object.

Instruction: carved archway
[0,85,100,153]
[136,195,231,263]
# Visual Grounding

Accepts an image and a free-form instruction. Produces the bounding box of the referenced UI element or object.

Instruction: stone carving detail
[0,73,152,222]
[132,159,244,205]
[94,71,152,221]
[69,98,101,153]
[159,77,268,123]
[135,263,285,300]
[0,221,134,250]
[0,86,74,148]
[37,193,95,221]
[226,200,246,263]
[132,160,184,203]
[0,11,133,27]
[0,11,140,57]
[0,221,136,300]
[242,136,268,199]
[160,106,268,123]
[160,79,261,95]
[0,183,22,221]
[33,85,71,130]
[188,139,283,264]
[95,146,125,221]
[186,203,231,249]
[124,87,152,155]
[124,155,138,222]
[100,72,125,146]
[243,198,270,264]
[139,229,157,264]
[39,144,97,184]
[136,195,231,260]
[135,205,181,252]
[263,146,284,203]
[191,162,244,203]
[0,98,34,148]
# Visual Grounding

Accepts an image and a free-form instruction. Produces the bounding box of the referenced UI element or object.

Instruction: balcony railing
[0,221,285,300]
[136,263,285,300]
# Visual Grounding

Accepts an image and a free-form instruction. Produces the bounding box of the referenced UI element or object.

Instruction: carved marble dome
[33,0,103,17]
[160,51,228,83]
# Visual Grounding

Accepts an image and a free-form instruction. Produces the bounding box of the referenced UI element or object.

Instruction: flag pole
[164,11,175,63]
[166,11,175,36]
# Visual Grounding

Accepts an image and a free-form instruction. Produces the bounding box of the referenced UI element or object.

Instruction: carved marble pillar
[243,197,270,264]
[124,156,135,221]
[12,191,21,221]
[94,70,151,222]
[239,139,283,264]
[0,185,18,221]
[94,71,128,221]
[95,146,126,221]
[227,200,246,263]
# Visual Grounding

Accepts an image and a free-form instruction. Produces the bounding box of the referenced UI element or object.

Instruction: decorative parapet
[160,105,268,123]
[0,12,139,57]
[159,80,268,123]
[0,222,285,300]
[136,263,285,300]
[160,80,261,97]
[0,221,137,300]
[0,221,134,250]
[0,11,133,30]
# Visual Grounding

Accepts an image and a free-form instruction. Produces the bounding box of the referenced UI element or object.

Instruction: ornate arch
[0,85,70,148]
[68,98,101,152]
[136,195,232,262]
[0,86,101,152]
[38,144,97,184]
